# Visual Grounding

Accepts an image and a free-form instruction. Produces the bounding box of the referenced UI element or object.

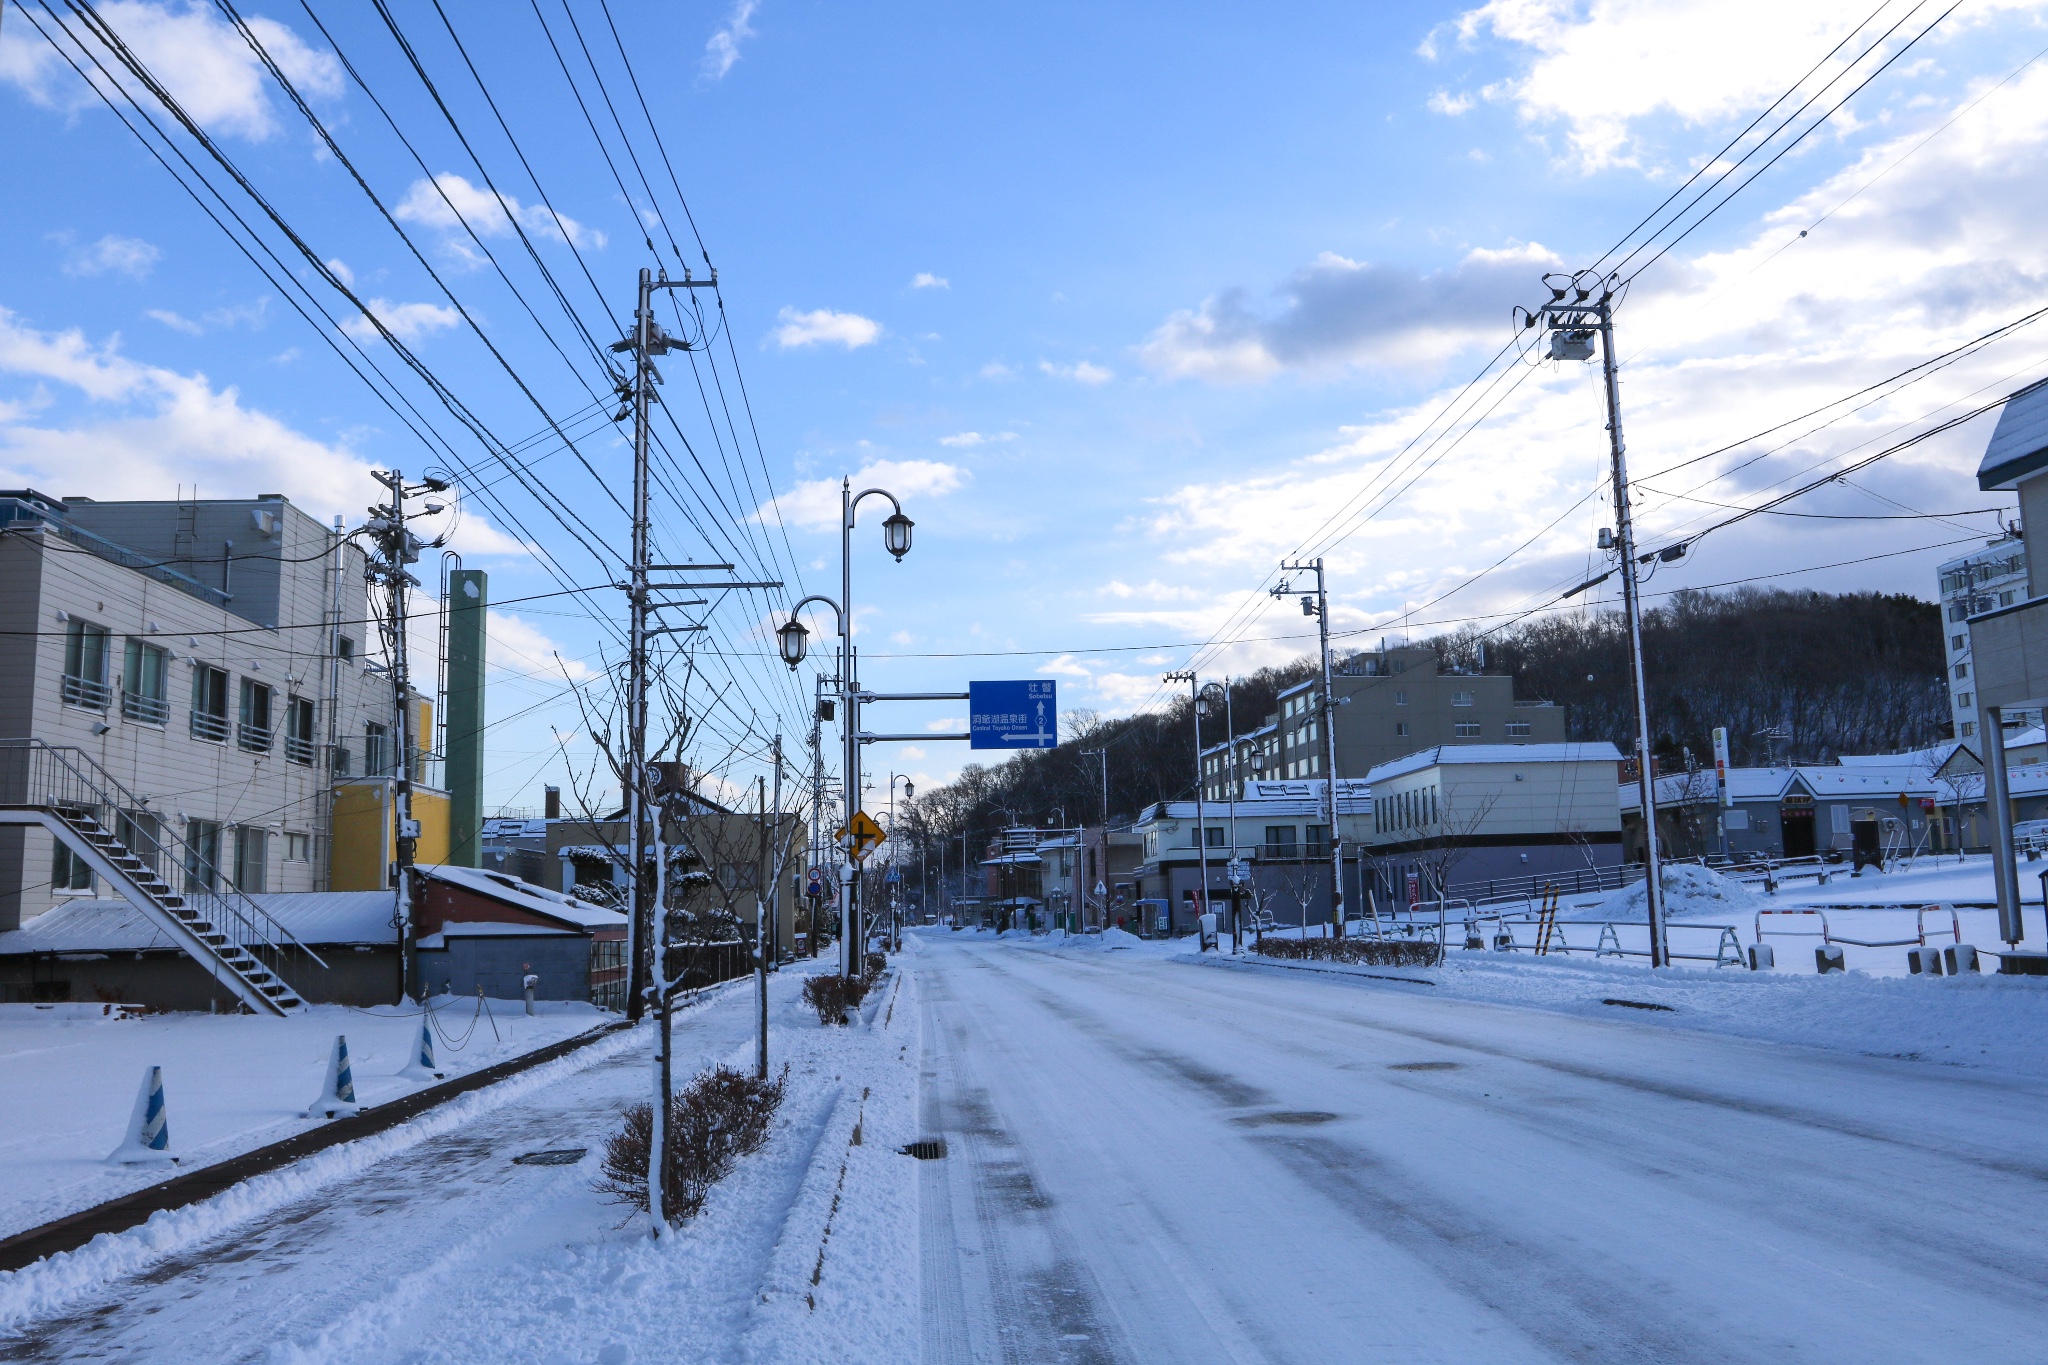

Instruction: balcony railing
[284,733,316,766]
[61,674,110,711]
[237,721,274,754]
[190,709,229,743]
[122,690,170,725]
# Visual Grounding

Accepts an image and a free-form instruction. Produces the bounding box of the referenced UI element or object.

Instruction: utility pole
[1537,272,1667,966]
[757,772,770,1080]
[367,467,445,1001]
[1082,746,1109,931]
[1224,679,1242,954]
[1167,672,1221,940]
[1276,559,1345,937]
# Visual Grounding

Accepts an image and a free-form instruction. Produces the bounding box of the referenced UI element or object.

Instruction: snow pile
[1592,863,1757,921]
[1099,928,1142,950]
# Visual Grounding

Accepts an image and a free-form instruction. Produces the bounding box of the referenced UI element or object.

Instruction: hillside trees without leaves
[901,588,1947,868]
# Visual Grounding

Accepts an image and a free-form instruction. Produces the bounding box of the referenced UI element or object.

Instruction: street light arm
[845,488,904,528]
[787,594,846,634]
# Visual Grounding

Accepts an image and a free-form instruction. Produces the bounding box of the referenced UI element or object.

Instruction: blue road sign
[970,680,1057,750]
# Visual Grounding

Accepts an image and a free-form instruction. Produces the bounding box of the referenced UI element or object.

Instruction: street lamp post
[1166,673,1225,940]
[887,773,913,950]
[775,479,913,981]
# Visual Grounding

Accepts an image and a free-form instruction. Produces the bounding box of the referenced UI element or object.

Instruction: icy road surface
[915,931,2048,1364]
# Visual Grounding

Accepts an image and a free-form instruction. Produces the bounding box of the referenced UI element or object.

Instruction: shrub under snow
[597,1065,786,1222]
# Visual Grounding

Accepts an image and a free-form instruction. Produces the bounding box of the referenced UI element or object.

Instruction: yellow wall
[330,780,451,890]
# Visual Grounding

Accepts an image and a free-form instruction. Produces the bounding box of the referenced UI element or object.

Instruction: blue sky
[5,0,2048,812]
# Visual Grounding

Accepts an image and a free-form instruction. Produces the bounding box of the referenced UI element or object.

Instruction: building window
[233,826,268,893]
[1959,693,1972,709]
[1205,826,1226,848]
[1451,690,1474,707]
[1955,662,1970,680]
[2002,590,2017,607]
[115,810,163,882]
[1506,722,1532,737]
[51,839,94,893]
[1395,691,1407,705]
[1454,722,1482,737]
[184,819,222,892]
[1308,754,1320,774]
[190,665,229,742]
[1952,634,1966,651]
[1306,824,1330,856]
[285,695,316,765]
[1265,825,1296,855]
[1961,721,1977,737]
[337,635,356,662]
[122,639,169,724]
[332,742,351,776]
[1395,721,1409,738]
[62,619,111,710]
[365,722,390,776]
[238,679,275,753]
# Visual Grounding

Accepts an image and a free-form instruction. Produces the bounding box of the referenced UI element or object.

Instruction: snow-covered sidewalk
[0,995,609,1240]
[0,963,920,1365]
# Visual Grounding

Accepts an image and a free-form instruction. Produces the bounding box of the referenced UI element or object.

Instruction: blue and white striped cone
[397,1017,443,1082]
[107,1064,175,1164]
[306,1034,362,1119]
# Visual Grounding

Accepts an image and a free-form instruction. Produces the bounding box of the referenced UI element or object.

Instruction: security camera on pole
[1529,270,1669,967]
[775,478,915,982]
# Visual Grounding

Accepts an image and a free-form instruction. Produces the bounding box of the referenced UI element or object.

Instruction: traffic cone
[397,1017,443,1082]
[107,1064,176,1164]
[306,1034,362,1118]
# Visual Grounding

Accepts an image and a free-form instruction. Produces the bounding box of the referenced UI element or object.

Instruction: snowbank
[1590,863,1757,921]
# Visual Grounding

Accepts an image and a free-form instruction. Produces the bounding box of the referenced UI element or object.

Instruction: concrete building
[1129,780,1374,933]
[0,490,398,932]
[1964,380,2048,943]
[1201,646,1567,803]
[1361,743,1624,901]
[1939,533,2031,739]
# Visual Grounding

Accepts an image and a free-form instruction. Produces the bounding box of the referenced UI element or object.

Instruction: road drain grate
[1602,998,1675,1012]
[512,1148,588,1166]
[899,1139,948,1160]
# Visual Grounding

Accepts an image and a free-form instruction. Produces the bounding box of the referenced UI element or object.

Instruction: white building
[1938,533,2030,738]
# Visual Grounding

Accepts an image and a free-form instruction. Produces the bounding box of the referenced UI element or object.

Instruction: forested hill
[905,588,1948,847]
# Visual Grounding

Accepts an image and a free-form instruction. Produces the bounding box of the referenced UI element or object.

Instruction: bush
[801,973,868,1025]
[1254,936,1442,968]
[596,1064,786,1221]
[863,951,887,982]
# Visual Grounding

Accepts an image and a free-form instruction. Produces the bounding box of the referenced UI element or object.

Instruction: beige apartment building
[1202,645,1568,802]
[0,490,396,930]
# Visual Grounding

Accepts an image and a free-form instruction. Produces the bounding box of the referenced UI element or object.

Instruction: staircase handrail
[0,739,330,971]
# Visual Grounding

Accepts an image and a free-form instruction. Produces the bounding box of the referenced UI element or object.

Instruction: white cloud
[702,0,759,81]
[326,258,355,288]
[0,2,338,140]
[1141,241,1560,383]
[1127,62,2048,660]
[1037,654,1093,680]
[394,174,605,251]
[1427,89,1476,116]
[1440,0,2038,171]
[774,307,881,350]
[911,272,950,290]
[0,307,370,517]
[979,361,1014,379]
[487,611,597,682]
[145,309,203,336]
[767,458,968,531]
[61,234,161,279]
[897,745,928,760]
[1039,359,1114,384]
[341,299,462,343]
[937,430,1017,448]
[924,717,967,733]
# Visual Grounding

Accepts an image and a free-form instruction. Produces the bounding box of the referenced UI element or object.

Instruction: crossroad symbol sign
[841,810,886,864]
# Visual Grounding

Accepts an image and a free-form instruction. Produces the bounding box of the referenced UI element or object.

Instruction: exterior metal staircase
[0,740,324,1015]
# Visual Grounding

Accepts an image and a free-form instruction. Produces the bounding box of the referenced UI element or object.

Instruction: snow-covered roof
[1838,740,1973,769]
[418,921,576,948]
[0,891,396,955]
[1365,742,1624,785]
[417,864,626,931]
[1979,379,2048,490]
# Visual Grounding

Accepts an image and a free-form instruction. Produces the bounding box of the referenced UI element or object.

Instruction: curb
[0,1019,634,1274]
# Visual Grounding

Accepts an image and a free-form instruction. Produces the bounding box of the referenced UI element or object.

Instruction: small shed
[411,864,628,1009]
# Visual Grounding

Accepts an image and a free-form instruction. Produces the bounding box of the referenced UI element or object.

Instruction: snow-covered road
[913,932,2048,1363]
